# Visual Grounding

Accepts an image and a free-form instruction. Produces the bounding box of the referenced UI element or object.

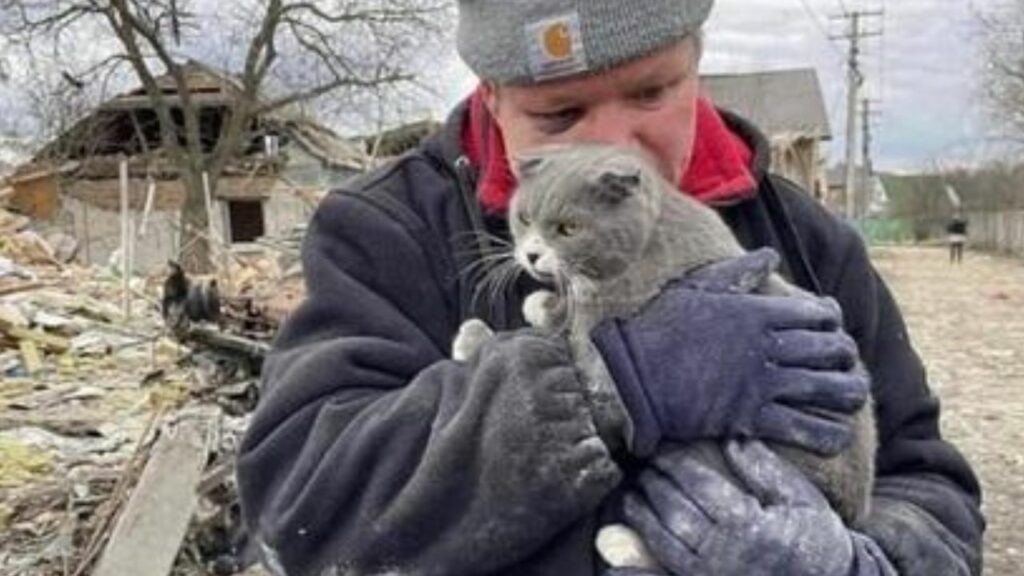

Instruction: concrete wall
[263,190,316,239]
[53,146,352,274]
[62,195,188,274]
[60,183,321,275]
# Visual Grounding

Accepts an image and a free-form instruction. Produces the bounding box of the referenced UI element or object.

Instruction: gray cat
[452,144,876,570]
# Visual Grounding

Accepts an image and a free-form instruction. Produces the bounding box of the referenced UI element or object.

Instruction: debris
[1,322,70,353]
[44,232,79,264]
[69,330,138,356]
[0,414,104,438]
[185,326,270,368]
[140,368,168,387]
[32,309,75,332]
[0,221,300,575]
[0,301,29,327]
[0,255,36,281]
[0,436,54,488]
[0,279,44,297]
[19,340,43,374]
[92,409,217,576]
[2,230,61,267]
[0,502,11,532]
[0,207,30,233]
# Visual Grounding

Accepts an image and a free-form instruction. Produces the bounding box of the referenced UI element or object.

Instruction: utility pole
[861,98,874,179]
[861,98,882,216]
[832,9,883,220]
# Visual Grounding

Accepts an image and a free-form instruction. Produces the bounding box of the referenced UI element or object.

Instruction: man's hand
[614,442,895,576]
[590,248,869,457]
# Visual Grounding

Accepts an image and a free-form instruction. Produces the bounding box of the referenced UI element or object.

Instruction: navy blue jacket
[237,104,984,576]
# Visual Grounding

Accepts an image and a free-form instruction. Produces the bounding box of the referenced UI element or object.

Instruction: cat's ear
[595,170,642,204]
[516,156,546,180]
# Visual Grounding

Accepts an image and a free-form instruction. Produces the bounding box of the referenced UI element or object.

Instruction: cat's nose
[526,253,540,266]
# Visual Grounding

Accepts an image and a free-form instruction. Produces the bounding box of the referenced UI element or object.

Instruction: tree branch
[101,1,185,164]
[109,0,205,163]
[256,71,412,115]
[208,0,285,183]
[282,0,447,26]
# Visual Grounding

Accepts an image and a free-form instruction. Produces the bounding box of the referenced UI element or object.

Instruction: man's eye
[633,76,684,106]
[635,85,668,105]
[533,108,583,133]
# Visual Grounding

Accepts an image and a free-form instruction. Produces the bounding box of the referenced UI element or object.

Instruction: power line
[795,0,850,64]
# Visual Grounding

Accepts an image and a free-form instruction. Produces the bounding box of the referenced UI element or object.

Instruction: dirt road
[871,246,1024,575]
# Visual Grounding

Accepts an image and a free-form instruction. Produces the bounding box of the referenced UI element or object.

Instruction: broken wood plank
[18,340,42,374]
[0,414,104,437]
[0,323,70,353]
[92,409,216,576]
[0,303,29,328]
[0,280,44,298]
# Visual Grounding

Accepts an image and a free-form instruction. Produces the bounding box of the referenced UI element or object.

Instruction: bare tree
[979,0,1024,146]
[0,0,449,271]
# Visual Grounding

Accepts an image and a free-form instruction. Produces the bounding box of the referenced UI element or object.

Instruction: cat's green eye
[518,211,531,226]
[557,220,581,237]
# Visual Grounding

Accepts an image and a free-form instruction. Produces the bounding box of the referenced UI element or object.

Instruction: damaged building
[4,61,365,273]
[702,68,832,200]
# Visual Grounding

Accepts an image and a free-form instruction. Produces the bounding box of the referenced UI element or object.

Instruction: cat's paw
[683,248,780,294]
[452,318,494,362]
[595,524,661,570]
[523,290,561,329]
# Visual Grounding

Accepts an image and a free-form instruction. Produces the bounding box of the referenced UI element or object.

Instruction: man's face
[483,37,701,186]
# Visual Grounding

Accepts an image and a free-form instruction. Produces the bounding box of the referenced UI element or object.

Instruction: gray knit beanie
[456,0,713,85]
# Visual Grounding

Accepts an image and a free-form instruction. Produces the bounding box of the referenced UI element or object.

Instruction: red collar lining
[461,87,756,213]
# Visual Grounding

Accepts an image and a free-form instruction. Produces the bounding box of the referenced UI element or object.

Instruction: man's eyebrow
[525,94,585,111]
[623,69,686,99]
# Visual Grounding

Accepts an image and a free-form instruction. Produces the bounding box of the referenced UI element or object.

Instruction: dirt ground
[871,245,1024,575]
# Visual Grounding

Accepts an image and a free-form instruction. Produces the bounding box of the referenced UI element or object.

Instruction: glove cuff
[590,318,661,457]
[849,531,898,576]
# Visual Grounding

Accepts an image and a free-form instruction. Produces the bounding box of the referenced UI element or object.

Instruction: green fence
[857,217,947,246]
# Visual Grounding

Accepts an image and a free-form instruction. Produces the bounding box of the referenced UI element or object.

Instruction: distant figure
[947,213,968,264]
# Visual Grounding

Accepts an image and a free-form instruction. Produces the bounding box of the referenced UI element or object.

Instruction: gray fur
[506,144,876,526]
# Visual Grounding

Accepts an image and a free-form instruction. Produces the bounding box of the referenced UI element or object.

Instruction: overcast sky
[0,0,1004,173]
[436,0,1000,172]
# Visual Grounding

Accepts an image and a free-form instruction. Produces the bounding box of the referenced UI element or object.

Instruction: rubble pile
[233,224,307,328]
[0,207,301,576]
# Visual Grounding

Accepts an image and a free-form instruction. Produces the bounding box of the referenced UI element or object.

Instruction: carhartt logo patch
[526,12,588,81]
[542,22,572,59]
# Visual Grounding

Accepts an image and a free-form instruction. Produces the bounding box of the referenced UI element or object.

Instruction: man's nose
[577,104,640,148]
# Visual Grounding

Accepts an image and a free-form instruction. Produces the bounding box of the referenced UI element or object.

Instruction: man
[237,1,984,575]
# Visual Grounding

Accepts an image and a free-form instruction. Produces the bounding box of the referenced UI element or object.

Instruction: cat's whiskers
[451,230,513,257]
[470,258,524,316]
[457,251,514,280]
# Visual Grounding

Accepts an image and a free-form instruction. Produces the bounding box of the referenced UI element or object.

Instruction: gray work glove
[612,441,896,576]
[591,248,869,457]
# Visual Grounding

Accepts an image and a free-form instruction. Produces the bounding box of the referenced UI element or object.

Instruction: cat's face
[509,145,661,283]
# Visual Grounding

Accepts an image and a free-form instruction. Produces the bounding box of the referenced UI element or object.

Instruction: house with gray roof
[702,68,831,200]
